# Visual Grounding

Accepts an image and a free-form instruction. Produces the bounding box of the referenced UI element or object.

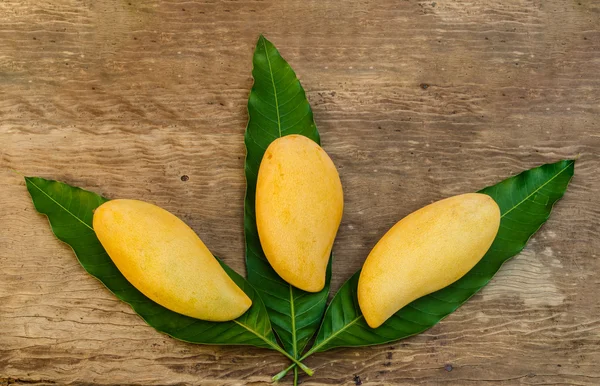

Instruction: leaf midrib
[500,161,573,219]
[307,161,574,354]
[304,316,363,357]
[260,35,302,358]
[262,36,282,138]
[290,285,298,357]
[233,320,274,348]
[234,319,313,374]
[26,177,94,231]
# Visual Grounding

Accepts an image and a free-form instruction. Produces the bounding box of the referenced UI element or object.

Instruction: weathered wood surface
[1,0,599,384]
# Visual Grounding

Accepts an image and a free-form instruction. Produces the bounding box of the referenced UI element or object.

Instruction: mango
[93,199,252,322]
[358,193,500,328]
[256,135,344,292]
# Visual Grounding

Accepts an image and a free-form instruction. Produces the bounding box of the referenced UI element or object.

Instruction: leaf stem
[271,315,363,380]
[273,345,313,376]
[293,367,299,385]
[272,363,295,382]
[271,347,315,382]
[232,320,313,376]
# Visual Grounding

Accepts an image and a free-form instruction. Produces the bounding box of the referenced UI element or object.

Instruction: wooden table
[2,0,599,384]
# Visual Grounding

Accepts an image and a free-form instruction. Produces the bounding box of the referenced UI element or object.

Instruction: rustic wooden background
[1,0,599,385]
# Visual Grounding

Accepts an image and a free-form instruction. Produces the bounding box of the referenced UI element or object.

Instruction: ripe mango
[93,199,252,322]
[358,193,500,328]
[256,135,344,292]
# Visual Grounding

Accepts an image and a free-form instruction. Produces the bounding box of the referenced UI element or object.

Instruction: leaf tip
[564,158,576,174]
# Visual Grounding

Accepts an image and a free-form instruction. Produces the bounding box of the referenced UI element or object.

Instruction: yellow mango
[93,199,252,322]
[358,193,500,328]
[256,134,344,292]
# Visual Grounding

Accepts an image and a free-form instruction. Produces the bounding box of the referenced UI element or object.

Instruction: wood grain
[1,0,599,384]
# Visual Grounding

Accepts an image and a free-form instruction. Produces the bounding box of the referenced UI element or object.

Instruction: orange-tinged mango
[358,193,500,328]
[93,199,252,322]
[256,135,344,292]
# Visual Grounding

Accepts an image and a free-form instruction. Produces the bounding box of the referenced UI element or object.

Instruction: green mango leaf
[274,159,574,380]
[313,159,575,351]
[24,176,312,374]
[244,35,333,363]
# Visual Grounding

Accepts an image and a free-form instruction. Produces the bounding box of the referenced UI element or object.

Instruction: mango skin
[358,193,500,328]
[93,199,252,322]
[256,135,344,292]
